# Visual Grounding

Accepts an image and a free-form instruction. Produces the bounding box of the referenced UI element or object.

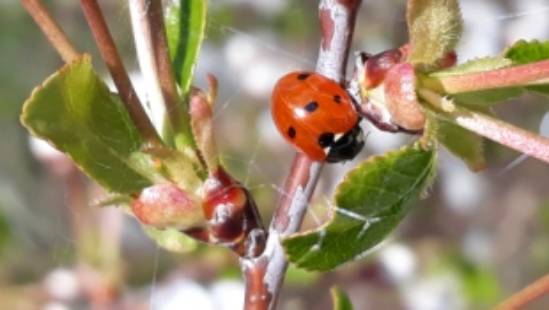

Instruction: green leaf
[144,227,198,253]
[331,286,353,310]
[526,84,549,96]
[0,210,10,256]
[283,144,436,271]
[407,0,463,70]
[165,0,207,150]
[435,118,485,171]
[21,56,158,194]
[166,0,207,97]
[431,56,513,78]
[504,40,549,96]
[91,194,132,208]
[452,88,523,106]
[504,40,549,65]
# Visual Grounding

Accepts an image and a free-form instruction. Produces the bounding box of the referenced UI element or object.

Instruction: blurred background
[1,0,549,309]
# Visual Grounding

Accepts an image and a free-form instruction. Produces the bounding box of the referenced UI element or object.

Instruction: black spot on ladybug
[297,73,310,80]
[318,132,334,148]
[304,101,319,112]
[334,95,342,104]
[288,126,296,139]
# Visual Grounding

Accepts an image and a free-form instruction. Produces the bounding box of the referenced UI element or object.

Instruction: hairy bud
[131,183,204,230]
[384,63,425,131]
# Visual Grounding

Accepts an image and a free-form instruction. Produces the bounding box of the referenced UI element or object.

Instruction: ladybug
[271,72,364,162]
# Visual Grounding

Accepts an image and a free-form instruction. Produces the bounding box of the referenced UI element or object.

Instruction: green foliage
[163,0,208,150]
[460,264,500,306]
[144,227,198,253]
[505,40,549,65]
[21,56,160,194]
[0,210,10,255]
[505,40,549,96]
[283,144,436,271]
[452,89,524,106]
[407,0,463,70]
[285,265,320,285]
[431,56,513,77]
[166,0,207,97]
[164,0,208,150]
[435,118,485,171]
[330,286,353,310]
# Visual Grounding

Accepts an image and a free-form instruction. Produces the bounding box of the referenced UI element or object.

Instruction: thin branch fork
[21,0,79,63]
[80,0,162,145]
[128,0,184,136]
[241,1,362,309]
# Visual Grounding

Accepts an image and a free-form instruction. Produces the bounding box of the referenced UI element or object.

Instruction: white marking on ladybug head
[356,130,364,142]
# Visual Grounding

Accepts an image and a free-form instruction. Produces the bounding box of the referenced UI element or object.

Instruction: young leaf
[431,56,513,78]
[406,0,463,70]
[283,144,436,271]
[331,286,353,310]
[451,89,523,106]
[505,40,549,65]
[435,118,485,171]
[504,40,549,96]
[144,227,198,253]
[165,0,207,97]
[21,56,158,194]
[0,210,10,255]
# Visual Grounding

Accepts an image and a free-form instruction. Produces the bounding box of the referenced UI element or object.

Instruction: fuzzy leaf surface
[283,144,436,271]
[407,0,463,70]
[504,40,549,96]
[505,40,549,65]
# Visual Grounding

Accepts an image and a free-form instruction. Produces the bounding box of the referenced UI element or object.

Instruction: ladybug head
[324,124,365,163]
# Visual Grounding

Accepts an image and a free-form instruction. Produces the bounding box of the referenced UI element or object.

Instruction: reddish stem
[426,60,549,94]
[21,0,79,63]
[419,89,549,163]
[241,1,362,309]
[495,274,549,310]
[79,0,161,145]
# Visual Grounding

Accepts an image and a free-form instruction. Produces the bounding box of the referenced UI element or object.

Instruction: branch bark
[80,0,162,145]
[241,1,362,309]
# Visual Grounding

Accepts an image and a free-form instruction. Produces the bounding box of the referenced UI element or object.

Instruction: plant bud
[131,183,204,230]
[363,48,403,89]
[202,168,266,257]
[384,63,425,131]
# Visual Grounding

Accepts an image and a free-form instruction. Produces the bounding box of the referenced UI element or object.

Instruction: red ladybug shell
[271,72,361,161]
